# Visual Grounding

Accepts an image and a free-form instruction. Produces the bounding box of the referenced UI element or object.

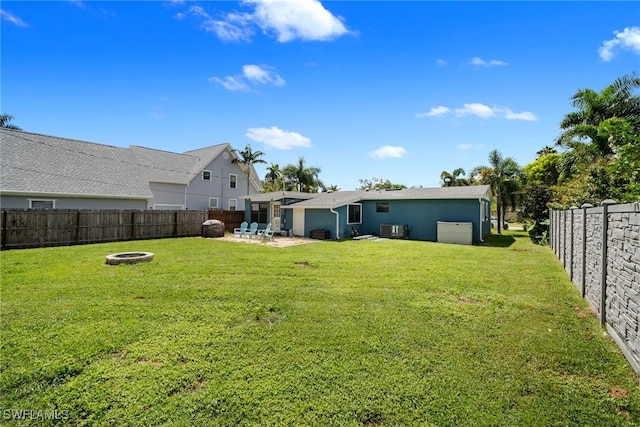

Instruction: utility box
[310,229,330,240]
[380,224,409,239]
[437,221,472,245]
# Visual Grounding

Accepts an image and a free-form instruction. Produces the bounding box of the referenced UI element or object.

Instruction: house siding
[303,199,489,243]
[149,182,186,209]
[369,199,484,242]
[305,208,342,239]
[186,155,251,211]
[0,195,147,210]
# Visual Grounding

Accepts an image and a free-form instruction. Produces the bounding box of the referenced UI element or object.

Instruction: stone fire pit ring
[106,252,154,265]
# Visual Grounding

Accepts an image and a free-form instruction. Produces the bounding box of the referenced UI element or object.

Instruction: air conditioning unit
[380,224,409,239]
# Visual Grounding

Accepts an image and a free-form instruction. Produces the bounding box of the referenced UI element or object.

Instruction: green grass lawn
[1,231,639,426]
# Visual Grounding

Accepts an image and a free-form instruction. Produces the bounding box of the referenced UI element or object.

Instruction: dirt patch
[610,386,630,399]
[575,306,597,319]
[212,235,320,248]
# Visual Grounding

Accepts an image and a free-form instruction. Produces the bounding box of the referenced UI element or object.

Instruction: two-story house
[0,128,262,210]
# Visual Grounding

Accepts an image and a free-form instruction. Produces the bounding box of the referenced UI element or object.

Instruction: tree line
[5,72,637,242]
[438,72,639,242]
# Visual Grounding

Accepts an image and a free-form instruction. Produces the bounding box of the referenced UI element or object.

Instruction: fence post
[581,203,592,298]
[1,210,7,250]
[75,210,81,244]
[569,207,578,281]
[600,199,616,326]
[562,209,567,271]
[131,211,136,240]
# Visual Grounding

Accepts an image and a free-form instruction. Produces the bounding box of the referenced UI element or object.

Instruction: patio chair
[247,222,259,238]
[257,223,275,241]
[233,221,249,238]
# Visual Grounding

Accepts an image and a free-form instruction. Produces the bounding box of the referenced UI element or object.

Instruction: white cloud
[599,26,640,62]
[436,59,447,67]
[0,9,28,27]
[210,64,285,91]
[369,145,407,159]
[183,0,350,43]
[471,57,508,67]
[242,64,285,86]
[246,126,312,150]
[418,103,537,121]
[249,0,350,42]
[186,6,254,42]
[208,75,250,92]
[455,103,496,119]
[416,106,450,117]
[503,108,537,121]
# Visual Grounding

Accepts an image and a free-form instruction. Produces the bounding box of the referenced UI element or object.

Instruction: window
[348,204,362,224]
[209,198,219,209]
[229,174,237,189]
[202,170,212,181]
[376,203,389,213]
[229,199,237,211]
[29,199,55,209]
[251,203,268,223]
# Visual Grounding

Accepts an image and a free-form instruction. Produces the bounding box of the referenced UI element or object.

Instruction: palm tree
[536,146,557,158]
[471,150,521,234]
[282,157,322,192]
[440,168,468,187]
[0,114,21,130]
[263,163,282,192]
[557,72,640,160]
[233,144,267,195]
[325,184,340,192]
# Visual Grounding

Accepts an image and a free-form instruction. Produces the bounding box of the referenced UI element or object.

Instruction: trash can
[202,219,225,238]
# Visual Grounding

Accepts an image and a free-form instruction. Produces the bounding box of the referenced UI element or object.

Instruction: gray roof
[0,129,251,199]
[242,191,318,203]
[279,186,492,209]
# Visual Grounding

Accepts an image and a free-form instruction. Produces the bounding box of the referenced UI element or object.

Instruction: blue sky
[2,1,639,190]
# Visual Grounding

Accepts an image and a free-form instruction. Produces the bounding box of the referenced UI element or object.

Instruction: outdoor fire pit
[105,252,154,265]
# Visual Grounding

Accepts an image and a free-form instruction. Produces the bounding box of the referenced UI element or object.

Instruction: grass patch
[1,232,639,425]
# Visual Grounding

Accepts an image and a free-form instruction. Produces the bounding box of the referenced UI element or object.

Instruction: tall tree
[0,114,21,130]
[552,74,640,206]
[282,157,322,192]
[233,144,267,195]
[358,177,406,191]
[471,150,521,234]
[263,163,282,192]
[557,72,640,166]
[440,168,468,187]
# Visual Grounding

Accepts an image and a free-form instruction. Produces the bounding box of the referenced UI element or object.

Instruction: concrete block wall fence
[550,202,640,376]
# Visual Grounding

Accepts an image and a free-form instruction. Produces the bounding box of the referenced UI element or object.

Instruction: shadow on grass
[478,233,517,248]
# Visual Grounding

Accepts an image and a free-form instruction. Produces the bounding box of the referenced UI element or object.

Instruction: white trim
[202,170,212,181]
[209,197,219,209]
[28,198,56,209]
[229,198,237,211]
[229,173,238,189]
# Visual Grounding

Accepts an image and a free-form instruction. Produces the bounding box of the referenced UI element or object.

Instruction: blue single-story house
[243,185,492,243]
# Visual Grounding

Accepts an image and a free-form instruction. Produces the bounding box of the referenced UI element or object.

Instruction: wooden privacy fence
[208,209,244,232]
[1,209,210,250]
[550,201,640,375]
